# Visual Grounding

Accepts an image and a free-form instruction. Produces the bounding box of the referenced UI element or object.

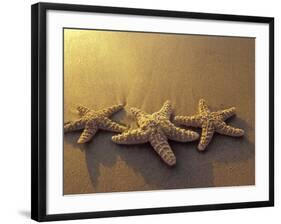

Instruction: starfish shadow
[64,117,254,193]
[115,140,215,190]
[81,132,120,187]
[65,131,215,192]
[89,136,116,181]
[114,115,254,191]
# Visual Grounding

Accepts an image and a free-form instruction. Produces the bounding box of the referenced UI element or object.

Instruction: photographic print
[63,29,255,195]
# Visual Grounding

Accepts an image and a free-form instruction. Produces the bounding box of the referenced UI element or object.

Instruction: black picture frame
[31,2,274,222]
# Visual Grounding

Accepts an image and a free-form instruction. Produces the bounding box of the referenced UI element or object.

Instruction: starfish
[64,104,127,143]
[112,101,199,166]
[174,99,244,151]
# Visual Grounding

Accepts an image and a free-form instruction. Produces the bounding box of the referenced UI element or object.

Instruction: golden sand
[63,29,255,195]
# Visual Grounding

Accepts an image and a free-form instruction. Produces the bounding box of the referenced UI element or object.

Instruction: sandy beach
[63,29,255,195]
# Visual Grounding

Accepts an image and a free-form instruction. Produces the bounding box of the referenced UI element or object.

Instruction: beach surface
[63,29,255,195]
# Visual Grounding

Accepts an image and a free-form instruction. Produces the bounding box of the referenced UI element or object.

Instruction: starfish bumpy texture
[112,101,199,166]
[174,99,244,151]
[64,104,127,143]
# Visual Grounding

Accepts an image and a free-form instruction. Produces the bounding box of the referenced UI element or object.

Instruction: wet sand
[63,29,255,195]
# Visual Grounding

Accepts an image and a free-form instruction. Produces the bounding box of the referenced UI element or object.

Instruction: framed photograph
[31,2,274,222]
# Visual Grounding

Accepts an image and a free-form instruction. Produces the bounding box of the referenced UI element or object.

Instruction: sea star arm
[99,117,127,133]
[77,105,90,116]
[215,122,244,136]
[199,99,210,114]
[218,107,236,120]
[99,104,123,117]
[112,128,149,144]
[130,107,147,120]
[149,132,176,166]
[163,121,199,142]
[174,115,202,127]
[77,122,98,143]
[198,122,215,151]
[156,100,172,117]
[64,119,86,133]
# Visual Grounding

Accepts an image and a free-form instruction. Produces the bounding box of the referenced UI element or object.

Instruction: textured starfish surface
[64,104,127,143]
[174,99,244,151]
[112,101,199,166]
